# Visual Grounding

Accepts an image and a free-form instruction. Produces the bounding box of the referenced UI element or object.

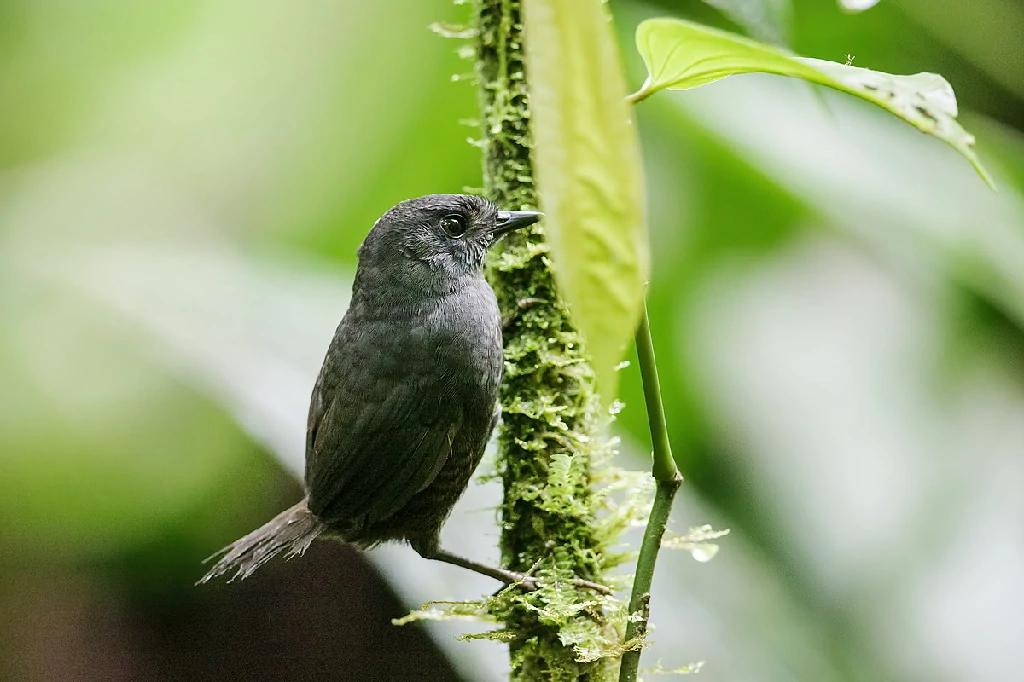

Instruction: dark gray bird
[199,194,541,587]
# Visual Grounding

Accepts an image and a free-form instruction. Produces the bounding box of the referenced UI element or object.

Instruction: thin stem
[635,302,680,484]
[619,302,683,682]
[625,89,651,105]
[625,78,655,105]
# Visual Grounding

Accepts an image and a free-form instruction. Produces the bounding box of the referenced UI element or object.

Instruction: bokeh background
[2,0,1023,680]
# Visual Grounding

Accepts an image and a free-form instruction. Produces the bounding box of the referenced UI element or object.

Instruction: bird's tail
[197,499,323,584]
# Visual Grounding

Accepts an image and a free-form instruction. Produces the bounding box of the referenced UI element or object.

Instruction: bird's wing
[304,359,462,530]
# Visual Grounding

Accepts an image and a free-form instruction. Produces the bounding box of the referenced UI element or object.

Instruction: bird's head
[356,194,541,291]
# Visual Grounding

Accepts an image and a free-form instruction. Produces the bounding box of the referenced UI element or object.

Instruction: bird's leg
[412,541,611,595]
[418,545,539,590]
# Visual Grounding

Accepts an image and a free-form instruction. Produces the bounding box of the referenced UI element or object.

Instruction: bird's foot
[502,572,612,595]
[415,544,611,595]
[502,567,611,595]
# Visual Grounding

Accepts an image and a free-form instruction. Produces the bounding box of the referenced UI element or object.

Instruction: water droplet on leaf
[690,544,719,563]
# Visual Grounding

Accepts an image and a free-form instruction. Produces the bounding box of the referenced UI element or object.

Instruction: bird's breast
[347,278,503,393]
[421,282,503,388]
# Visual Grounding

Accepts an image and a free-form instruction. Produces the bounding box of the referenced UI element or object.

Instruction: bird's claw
[499,570,611,596]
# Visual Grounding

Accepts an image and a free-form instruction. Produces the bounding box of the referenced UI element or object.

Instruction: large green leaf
[523,0,648,410]
[634,18,992,186]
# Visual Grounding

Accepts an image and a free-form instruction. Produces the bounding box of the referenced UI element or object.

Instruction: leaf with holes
[634,18,992,186]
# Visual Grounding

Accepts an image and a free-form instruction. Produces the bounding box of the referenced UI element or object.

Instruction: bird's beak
[492,210,542,241]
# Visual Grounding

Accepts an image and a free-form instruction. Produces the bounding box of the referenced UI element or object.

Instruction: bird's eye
[439,214,468,237]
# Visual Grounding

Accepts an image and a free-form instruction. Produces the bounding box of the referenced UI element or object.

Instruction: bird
[198,193,587,591]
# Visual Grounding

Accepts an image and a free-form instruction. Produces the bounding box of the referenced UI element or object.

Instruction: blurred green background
[2,0,1023,680]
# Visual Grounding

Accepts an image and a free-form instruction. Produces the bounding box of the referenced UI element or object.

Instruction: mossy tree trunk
[475,1,616,680]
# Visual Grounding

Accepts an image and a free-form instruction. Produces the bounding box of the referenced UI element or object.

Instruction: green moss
[475,0,620,678]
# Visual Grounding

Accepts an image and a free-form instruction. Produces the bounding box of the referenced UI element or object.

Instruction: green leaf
[634,18,992,186]
[523,0,648,411]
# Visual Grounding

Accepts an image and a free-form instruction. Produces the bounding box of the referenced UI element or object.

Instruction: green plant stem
[635,303,680,484]
[619,303,683,682]
[625,82,654,105]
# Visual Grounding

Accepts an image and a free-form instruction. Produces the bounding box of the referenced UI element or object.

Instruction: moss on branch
[474,1,618,679]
